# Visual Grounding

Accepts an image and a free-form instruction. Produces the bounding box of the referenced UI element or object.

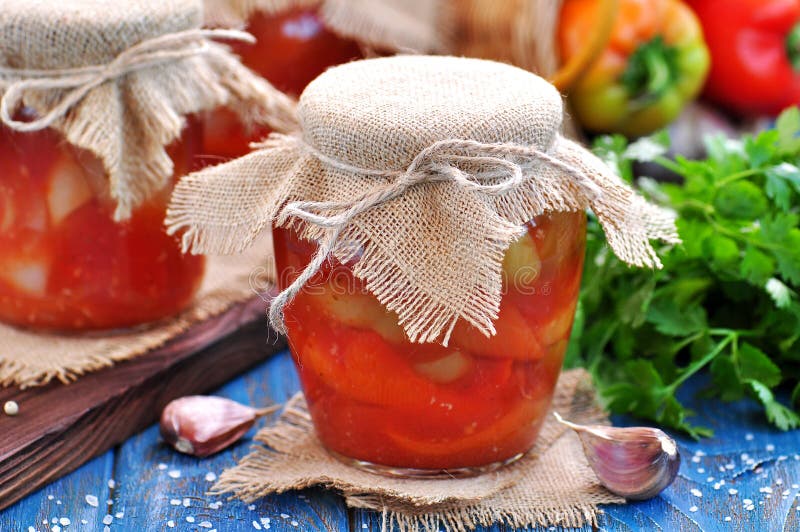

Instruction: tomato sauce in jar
[0,110,206,331]
[202,7,362,159]
[273,212,586,472]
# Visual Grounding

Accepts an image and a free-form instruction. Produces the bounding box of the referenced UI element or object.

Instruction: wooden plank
[110,350,351,531]
[0,451,113,531]
[0,296,284,511]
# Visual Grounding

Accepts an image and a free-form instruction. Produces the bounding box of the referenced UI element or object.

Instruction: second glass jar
[273,211,586,474]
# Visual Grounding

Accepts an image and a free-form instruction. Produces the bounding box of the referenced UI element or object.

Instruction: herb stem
[666,334,735,394]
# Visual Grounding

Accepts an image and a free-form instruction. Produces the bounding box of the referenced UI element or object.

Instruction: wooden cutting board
[0,296,285,510]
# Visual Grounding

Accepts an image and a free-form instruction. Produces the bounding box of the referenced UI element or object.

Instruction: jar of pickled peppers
[0,0,274,331]
[168,55,677,475]
[273,212,586,471]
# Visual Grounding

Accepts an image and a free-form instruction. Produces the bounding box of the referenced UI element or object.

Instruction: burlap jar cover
[167,55,679,343]
[215,368,625,531]
[0,0,293,386]
[202,0,451,53]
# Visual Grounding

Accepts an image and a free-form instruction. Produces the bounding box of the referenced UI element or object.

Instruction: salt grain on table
[724,516,732,522]
[187,516,195,523]
[205,472,217,482]
[183,497,191,507]
[102,515,113,525]
[697,468,705,473]
[59,518,70,526]
[199,521,213,528]
[103,526,110,532]
[81,520,87,525]
[47,495,54,500]
[689,506,698,512]
[291,521,298,527]
[168,470,181,478]
[170,499,181,506]
[766,444,775,452]
[253,521,262,530]
[760,487,773,494]
[690,488,702,498]
[85,495,98,507]
[108,479,115,489]
[728,488,738,495]
[157,463,167,470]
[115,511,124,519]
[168,520,175,528]
[51,526,61,532]
[248,504,256,511]
[281,513,290,519]
[745,433,754,441]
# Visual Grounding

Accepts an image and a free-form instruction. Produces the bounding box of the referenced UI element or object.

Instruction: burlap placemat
[213,368,625,531]
[0,238,271,389]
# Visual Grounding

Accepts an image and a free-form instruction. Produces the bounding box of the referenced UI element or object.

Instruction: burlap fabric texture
[0,0,296,220]
[167,55,679,344]
[213,368,625,531]
[202,0,451,53]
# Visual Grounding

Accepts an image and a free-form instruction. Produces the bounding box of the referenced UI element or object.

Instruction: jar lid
[300,55,562,170]
[0,0,202,70]
[167,55,679,344]
[0,0,295,220]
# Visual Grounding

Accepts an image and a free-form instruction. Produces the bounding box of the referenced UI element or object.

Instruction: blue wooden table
[2,349,799,532]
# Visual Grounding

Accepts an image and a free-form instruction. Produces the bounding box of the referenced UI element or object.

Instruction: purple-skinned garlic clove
[160,396,278,457]
[554,412,681,500]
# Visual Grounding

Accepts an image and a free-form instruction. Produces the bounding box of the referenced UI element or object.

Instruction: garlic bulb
[160,396,278,457]
[555,412,680,500]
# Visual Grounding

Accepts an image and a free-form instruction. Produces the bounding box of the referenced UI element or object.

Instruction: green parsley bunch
[567,108,800,438]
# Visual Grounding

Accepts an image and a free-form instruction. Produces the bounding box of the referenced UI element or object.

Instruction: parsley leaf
[573,108,800,436]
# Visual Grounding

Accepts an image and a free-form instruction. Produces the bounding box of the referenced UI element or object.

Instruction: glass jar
[0,109,206,331]
[273,211,586,474]
[202,7,362,160]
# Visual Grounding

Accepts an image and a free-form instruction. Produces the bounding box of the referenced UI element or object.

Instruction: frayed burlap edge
[212,368,625,531]
[203,0,451,53]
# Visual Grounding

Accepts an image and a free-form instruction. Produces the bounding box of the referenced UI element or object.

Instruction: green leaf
[748,380,800,431]
[713,181,768,220]
[740,246,775,286]
[738,343,782,387]
[776,106,800,155]
[766,278,794,309]
[646,298,707,336]
[710,355,744,401]
[765,163,800,211]
[703,234,739,270]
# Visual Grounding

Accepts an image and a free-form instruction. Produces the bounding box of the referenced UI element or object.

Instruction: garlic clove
[160,396,277,457]
[555,412,681,500]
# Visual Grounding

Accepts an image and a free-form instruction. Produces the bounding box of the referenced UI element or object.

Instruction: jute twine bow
[265,133,604,338]
[0,28,255,132]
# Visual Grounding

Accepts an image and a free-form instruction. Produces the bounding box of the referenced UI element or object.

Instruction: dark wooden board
[0,296,284,511]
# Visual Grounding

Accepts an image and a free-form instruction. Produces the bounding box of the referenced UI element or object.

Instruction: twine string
[0,28,256,132]
[266,134,603,332]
